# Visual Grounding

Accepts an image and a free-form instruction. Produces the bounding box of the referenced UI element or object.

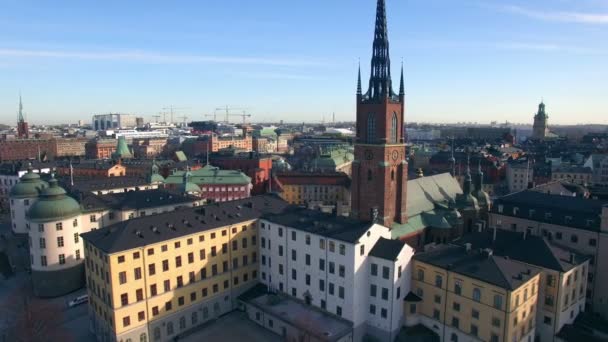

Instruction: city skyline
[1,0,607,125]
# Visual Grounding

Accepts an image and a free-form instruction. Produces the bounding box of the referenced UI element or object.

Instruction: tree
[0,284,73,342]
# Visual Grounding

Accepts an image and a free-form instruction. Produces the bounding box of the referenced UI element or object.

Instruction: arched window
[391,169,395,181]
[140,333,147,342]
[179,316,186,330]
[391,112,398,143]
[166,322,174,335]
[367,114,376,143]
[367,169,372,181]
[153,328,160,341]
[192,311,198,325]
[473,288,481,302]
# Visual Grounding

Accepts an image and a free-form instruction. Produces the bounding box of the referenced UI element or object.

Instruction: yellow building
[275,172,350,215]
[81,195,286,342]
[406,245,541,342]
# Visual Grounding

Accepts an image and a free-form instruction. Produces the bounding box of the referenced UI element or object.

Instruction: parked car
[68,294,89,307]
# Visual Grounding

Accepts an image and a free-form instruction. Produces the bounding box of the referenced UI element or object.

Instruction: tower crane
[162,106,190,123]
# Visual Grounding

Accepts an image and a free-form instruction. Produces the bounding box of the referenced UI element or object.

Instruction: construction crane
[162,106,189,123]
[177,115,188,125]
[213,106,252,123]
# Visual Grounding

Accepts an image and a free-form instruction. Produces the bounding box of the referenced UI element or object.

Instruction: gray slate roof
[261,207,373,243]
[414,244,541,290]
[81,194,287,254]
[453,230,589,272]
[369,237,406,261]
[492,190,606,232]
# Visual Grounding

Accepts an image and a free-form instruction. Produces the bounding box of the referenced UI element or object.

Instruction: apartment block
[408,244,541,342]
[81,195,287,342]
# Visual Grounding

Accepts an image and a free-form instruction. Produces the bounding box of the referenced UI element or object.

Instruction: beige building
[81,195,287,342]
[407,244,541,342]
[454,230,589,342]
[274,172,351,215]
[490,190,608,319]
[551,166,592,186]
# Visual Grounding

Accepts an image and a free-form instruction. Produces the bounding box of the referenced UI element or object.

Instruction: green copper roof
[112,136,133,159]
[164,164,251,186]
[10,168,48,198]
[312,149,353,168]
[27,178,81,222]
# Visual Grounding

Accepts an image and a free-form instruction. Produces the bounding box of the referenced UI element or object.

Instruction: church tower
[532,101,549,140]
[351,0,407,227]
[17,94,29,139]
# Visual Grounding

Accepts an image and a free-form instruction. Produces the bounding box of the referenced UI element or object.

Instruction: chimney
[569,252,575,264]
[465,243,472,253]
[492,226,497,242]
[522,229,527,240]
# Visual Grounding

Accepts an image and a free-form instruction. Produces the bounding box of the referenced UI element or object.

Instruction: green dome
[10,168,48,199]
[27,178,81,223]
[150,173,165,183]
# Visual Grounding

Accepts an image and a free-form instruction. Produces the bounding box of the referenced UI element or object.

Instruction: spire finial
[367,0,394,99]
[357,59,362,95]
[18,93,24,122]
[399,59,405,96]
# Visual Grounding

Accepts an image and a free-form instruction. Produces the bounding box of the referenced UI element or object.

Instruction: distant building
[506,159,533,193]
[0,138,55,162]
[85,139,118,159]
[185,134,253,155]
[52,137,87,158]
[532,102,550,140]
[209,150,272,195]
[584,154,608,192]
[274,171,351,215]
[552,165,593,186]
[56,160,126,178]
[92,113,138,130]
[16,95,29,139]
[164,164,252,202]
[131,137,167,158]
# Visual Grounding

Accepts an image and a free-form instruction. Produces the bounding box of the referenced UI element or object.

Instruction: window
[336,306,342,317]
[453,302,460,311]
[150,284,157,296]
[590,238,597,246]
[38,224,44,232]
[319,279,325,291]
[123,316,130,327]
[417,269,424,281]
[491,317,501,327]
[339,265,345,278]
[74,232,79,243]
[544,316,552,325]
[493,294,503,309]
[291,250,297,261]
[136,289,143,301]
[370,284,377,297]
[148,264,156,275]
[434,295,441,304]
[382,266,390,279]
[381,287,389,300]
[571,234,578,243]
[369,304,376,314]
[134,267,142,280]
[39,238,46,249]
[291,231,296,241]
[319,239,325,250]
[56,222,63,231]
[435,275,443,288]
[57,236,64,247]
[433,309,440,320]
[371,263,378,276]
[454,281,462,295]
[452,317,460,328]
[319,259,325,271]
[472,288,481,302]
[133,251,140,259]
[121,293,129,305]
[305,254,311,265]
[90,215,96,223]
[339,244,345,255]
[162,260,169,271]
[391,112,398,143]
[360,244,365,255]
[380,308,387,318]
[367,113,376,143]
[472,309,479,319]
[470,324,478,337]
[138,311,145,322]
[119,271,127,284]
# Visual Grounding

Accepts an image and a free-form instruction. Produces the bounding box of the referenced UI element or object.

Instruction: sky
[0,0,607,125]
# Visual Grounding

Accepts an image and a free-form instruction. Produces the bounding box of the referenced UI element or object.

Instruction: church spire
[18,93,24,122]
[357,60,362,95]
[367,0,394,100]
[399,60,404,96]
[463,154,472,195]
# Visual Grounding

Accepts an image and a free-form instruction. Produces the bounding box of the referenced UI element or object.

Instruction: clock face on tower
[391,150,399,161]
[364,150,374,160]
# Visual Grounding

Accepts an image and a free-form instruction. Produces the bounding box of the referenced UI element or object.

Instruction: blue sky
[1,0,607,125]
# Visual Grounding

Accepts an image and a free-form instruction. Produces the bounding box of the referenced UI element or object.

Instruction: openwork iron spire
[367,0,394,100]
[357,61,362,95]
[18,94,24,122]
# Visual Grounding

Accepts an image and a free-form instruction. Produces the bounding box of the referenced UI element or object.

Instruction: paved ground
[181,311,281,342]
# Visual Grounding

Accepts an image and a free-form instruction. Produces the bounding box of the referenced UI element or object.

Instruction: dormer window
[513,207,519,215]
[545,212,552,220]
[529,209,535,217]
[498,205,504,214]
[565,216,572,224]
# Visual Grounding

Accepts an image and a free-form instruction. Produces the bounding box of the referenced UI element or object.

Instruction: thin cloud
[0,48,327,67]
[502,5,608,24]
[231,71,325,81]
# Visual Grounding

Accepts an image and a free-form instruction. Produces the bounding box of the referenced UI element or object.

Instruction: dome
[474,189,491,208]
[150,173,165,183]
[9,168,48,199]
[27,178,81,222]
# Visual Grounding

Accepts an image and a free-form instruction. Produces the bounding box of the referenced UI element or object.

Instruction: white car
[68,294,88,307]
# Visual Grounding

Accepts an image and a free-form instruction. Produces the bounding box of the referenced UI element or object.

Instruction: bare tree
[1,284,73,342]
